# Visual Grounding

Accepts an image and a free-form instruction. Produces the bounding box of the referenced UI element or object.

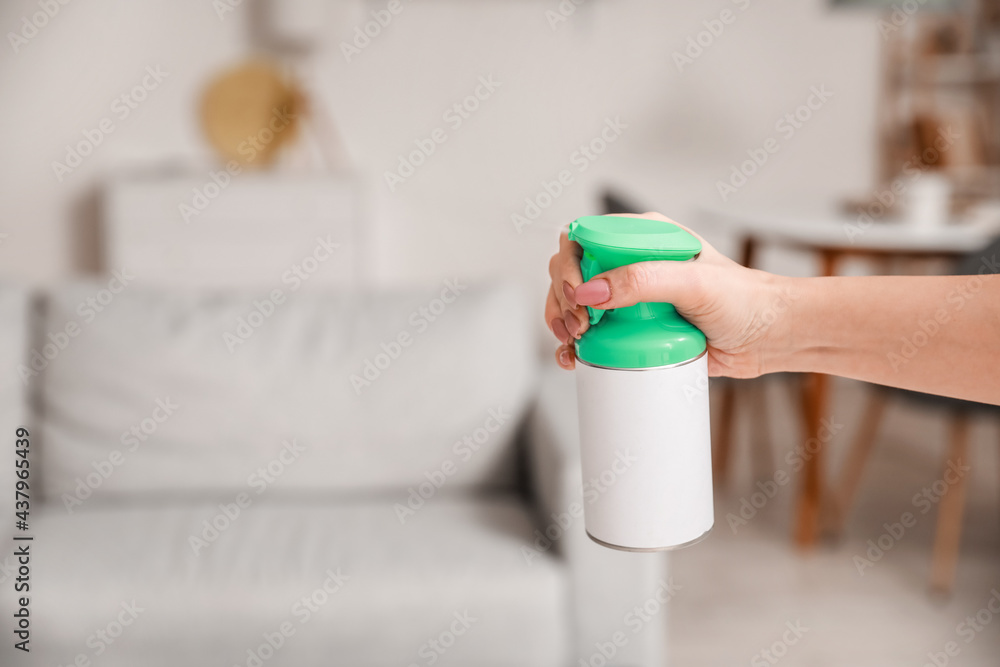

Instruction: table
[700,204,1000,548]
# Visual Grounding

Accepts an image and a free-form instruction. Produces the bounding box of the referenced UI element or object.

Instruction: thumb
[573,261,702,311]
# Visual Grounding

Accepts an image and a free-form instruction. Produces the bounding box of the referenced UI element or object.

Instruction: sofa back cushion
[37,281,535,504]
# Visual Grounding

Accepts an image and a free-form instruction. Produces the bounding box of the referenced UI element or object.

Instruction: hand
[545,212,791,378]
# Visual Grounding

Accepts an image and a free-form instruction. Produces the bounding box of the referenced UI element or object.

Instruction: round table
[701,204,1000,548]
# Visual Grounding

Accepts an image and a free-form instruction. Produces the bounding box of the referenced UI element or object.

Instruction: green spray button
[568,216,706,369]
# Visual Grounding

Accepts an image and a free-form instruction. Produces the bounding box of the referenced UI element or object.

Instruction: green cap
[568,215,706,369]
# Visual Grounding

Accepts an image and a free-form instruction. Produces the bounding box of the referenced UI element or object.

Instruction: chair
[832,236,1000,595]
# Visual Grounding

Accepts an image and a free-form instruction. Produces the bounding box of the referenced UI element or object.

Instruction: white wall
[0,0,879,292]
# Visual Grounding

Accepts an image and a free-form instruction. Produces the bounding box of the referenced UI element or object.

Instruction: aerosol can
[569,215,713,551]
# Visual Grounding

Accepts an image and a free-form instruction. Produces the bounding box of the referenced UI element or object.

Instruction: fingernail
[562,281,577,308]
[564,310,580,339]
[558,348,571,367]
[574,279,610,306]
[551,318,570,345]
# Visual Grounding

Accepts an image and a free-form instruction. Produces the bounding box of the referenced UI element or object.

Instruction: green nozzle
[568,215,707,369]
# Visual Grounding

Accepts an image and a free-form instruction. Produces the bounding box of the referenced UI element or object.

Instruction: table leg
[794,249,840,548]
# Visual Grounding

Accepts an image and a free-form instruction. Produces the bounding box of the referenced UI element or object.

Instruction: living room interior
[1,0,1000,665]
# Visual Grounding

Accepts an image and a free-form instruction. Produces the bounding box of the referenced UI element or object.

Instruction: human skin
[545,212,1000,405]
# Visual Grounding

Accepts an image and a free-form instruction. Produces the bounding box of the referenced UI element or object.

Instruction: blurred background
[1,0,1000,665]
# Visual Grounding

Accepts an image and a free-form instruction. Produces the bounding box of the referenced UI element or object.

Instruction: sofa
[0,173,669,665]
[0,277,668,667]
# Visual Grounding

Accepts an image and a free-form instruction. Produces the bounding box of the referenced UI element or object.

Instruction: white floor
[669,377,1000,667]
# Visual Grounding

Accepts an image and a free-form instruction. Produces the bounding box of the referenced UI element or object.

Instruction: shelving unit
[875,1,1000,212]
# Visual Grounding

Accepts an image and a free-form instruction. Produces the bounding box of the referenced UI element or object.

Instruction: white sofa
[0,280,668,667]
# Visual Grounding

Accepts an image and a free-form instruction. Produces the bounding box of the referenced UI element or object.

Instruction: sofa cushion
[6,496,568,667]
[37,281,536,502]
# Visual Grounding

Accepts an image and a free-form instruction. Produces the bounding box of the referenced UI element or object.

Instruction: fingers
[563,305,584,341]
[548,231,590,340]
[548,284,577,368]
[574,260,704,312]
[545,285,570,344]
[555,343,576,370]
[548,214,713,362]
[571,212,723,312]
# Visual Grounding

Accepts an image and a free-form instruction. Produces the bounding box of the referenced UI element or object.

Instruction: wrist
[764,275,845,375]
[757,273,808,375]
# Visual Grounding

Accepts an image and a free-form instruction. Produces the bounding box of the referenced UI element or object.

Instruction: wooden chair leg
[930,414,970,596]
[796,372,830,548]
[714,380,737,486]
[749,379,775,483]
[792,374,810,437]
[829,391,888,536]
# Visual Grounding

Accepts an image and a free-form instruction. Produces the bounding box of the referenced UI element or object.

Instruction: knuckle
[684,265,707,301]
[624,263,652,294]
[548,254,560,278]
[560,253,581,277]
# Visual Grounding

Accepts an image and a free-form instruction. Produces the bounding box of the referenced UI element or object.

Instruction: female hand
[545,212,791,378]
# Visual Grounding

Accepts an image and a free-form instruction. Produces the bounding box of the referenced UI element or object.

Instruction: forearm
[767,274,1000,404]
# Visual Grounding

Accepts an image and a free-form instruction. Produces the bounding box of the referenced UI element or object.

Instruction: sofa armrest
[524,364,669,667]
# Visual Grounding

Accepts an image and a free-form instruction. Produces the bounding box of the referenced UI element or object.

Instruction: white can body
[575,353,713,551]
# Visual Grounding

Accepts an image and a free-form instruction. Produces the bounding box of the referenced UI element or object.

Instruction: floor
[669,377,1000,667]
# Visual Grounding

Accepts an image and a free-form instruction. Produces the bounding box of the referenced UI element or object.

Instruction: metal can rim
[574,349,707,372]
